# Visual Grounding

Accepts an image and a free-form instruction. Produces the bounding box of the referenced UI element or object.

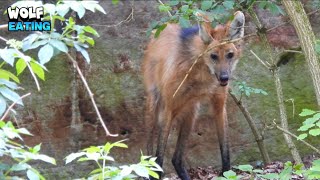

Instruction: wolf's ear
[196,12,213,44]
[228,11,245,40]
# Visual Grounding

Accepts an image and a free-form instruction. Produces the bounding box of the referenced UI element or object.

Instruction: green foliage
[297,109,320,140]
[149,0,284,37]
[0,121,56,179]
[65,140,163,179]
[232,81,268,99]
[218,162,307,179]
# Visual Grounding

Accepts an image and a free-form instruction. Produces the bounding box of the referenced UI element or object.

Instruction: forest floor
[164,154,318,180]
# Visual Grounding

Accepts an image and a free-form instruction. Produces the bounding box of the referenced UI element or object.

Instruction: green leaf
[16,58,27,76]
[304,117,319,125]
[30,61,45,80]
[49,39,68,53]
[298,124,315,131]
[43,3,56,15]
[27,40,48,50]
[38,44,54,65]
[237,164,253,172]
[223,1,234,10]
[32,144,41,153]
[0,86,23,105]
[56,4,70,17]
[159,4,172,12]
[74,44,90,63]
[65,152,86,164]
[0,96,6,117]
[0,79,18,89]
[36,154,56,165]
[93,4,106,14]
[0,49,17,66]
[70,2,86,18]
[112,0,119,5]
[83,26,99,36]
[201,1,213,11]
[11,163,29,171]
[17,127,32,136]
[223,170,236,178]
[179,16,191,28]
[180,5,189,13]
[148,169,159,179]
[27,169,40,180]
[299,109,316,116]
[297,133,308,140]
[154,24,167,38]
[309,128,320,136]
[133,165,149,178]
[0,69,20,83]
[168,1,179,6]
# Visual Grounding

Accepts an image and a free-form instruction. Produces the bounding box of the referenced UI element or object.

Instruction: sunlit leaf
[65,152,86,164]
[16,58,27,76]
[30,61,45,80]
[299,109,316,116]
[0,96,6,117]
[38,44,54,65]
[297,133,308,140]
[49,39,68,53]
[0,86,23,105]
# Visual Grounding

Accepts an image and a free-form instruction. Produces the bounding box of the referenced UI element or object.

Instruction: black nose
[219,73,229,82]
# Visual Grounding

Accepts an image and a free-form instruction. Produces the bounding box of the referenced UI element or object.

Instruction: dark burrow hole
[197,132,203,136]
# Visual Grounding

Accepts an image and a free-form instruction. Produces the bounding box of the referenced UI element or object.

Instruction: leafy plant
[65,140,163,180]
[231,81,268,101]
[149,0,284,38]
[0,121,56,179]
[297,109,320,140]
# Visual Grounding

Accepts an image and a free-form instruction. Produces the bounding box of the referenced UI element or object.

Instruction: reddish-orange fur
[142,11,245,180]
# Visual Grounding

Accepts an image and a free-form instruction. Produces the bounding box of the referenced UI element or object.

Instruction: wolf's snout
[219,72,229,86]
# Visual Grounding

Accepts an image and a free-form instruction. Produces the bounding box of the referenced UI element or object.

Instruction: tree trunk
[248,9,303,165]
[282,0,320,108]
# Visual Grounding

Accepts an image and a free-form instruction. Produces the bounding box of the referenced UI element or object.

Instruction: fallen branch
[66,53,118,137]
[0,93,31,121]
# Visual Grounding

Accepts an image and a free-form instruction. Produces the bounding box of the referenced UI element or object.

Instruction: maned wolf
[142,11,245,180]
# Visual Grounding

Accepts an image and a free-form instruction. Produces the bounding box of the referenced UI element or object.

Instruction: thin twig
[250,50,271,69]
[273,120,320,155]
[283,49,303,54]
[0,24,8,30]
[66,53,118,137]
[0,35,41,91]
[0,93,31,121]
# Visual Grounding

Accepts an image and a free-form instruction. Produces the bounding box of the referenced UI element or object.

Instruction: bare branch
[250,50,271,69]
[66,53,118,137]
[0,24,8,30]
[1,93,31,121]
[273,120,320,155]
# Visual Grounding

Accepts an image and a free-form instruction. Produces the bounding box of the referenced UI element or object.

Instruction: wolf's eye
[210,53,218,61]
[226,52,234,59]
